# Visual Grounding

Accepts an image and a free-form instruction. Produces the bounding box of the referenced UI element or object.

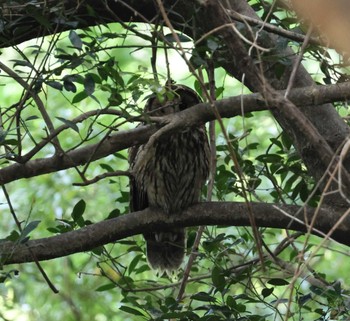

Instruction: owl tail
[144,228,186,272]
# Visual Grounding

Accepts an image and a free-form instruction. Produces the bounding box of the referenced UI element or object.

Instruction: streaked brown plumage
[129,84,210,272]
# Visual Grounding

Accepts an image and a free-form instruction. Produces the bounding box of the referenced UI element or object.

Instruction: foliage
[0,1,349,321]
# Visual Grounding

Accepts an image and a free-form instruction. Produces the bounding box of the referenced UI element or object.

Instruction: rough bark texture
[1,1,349,190]
[0,202,345,265]
[0,82,348,185]
[0,0,350,264]
[181,0,350,206]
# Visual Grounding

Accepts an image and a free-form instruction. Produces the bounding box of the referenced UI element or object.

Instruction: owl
[129,84,210,272]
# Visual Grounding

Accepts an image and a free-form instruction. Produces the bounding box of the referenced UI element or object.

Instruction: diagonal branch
[0,60,62,153]
[0,202,346,265]
[194,0,350,204]
[227,10,321,45]
[1,82,350,185]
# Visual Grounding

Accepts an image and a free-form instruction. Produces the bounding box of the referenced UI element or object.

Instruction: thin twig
[284,25,314,97]
[0,61,62,153]
[20,108,123,163]
[73,171,132,186]
[1,185,59,293]
[195,22,269,52]
[177,63,217,301]
[227,10,321,46]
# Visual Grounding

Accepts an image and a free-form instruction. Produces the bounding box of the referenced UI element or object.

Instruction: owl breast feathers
[129,84,210,272]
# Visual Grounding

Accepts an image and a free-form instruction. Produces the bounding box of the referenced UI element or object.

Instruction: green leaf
[71,199,86,224]
[84,74,95,96]
[72,91,88,104]
[119,305,146,317]
[63,79,77,93]
[186,230,196,249]
[25,115,40,121]
[20,220,41,243]
[106,208,120,219]
[226,295,236,309]
[236,303,247,313]
[256,154,283,163]
[3,139,18,146]
[56,117,79,133]
[314,308,325,316]
[298,293,312,305]
[281,131,293,149]
[215,86,225,98]
[46,81,63,91]
[111,69,124,87]
[261,287,274,298]
[128,254,142,275]
[191,291,216,302]
[46,227,60,234]
[69,30,83,50]
[108,91,123,106]
[11,59,33,68]
[135,264,149,274]
[100,163,114,172]
[101,32,125,39]
[6,230,20,242]
[91,246,104,256]
[114,152,128,160]
[97,66,109,81]
[95,283,115,292]
[268,278,289,286]
[299,180,309,201]
[164,33,192,42]
[212,266,226,292]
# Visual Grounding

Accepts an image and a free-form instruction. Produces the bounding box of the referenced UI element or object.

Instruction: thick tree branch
[2,3,349,154]
[0,202,346,265]
[0,0,158,48]
[2,0,350,201]
[191,0,350,207]
[0,125,156,184]
[1,82,350,185]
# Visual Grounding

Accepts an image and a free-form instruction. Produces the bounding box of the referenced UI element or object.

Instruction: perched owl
[129,84,210,272]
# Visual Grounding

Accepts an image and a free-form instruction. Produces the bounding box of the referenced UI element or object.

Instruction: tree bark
[0,1,350,261]
[0,82,349,184]
[0,202,346,265]
[184,0,350,206]
[2,0,348,207]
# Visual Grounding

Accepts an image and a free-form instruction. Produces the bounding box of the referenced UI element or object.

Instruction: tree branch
[2,0,350,203]
[193,0,350,206]
[0,82,350,185]
[227,10,321,46]
[0,202,346,265]
[0,0,158,48]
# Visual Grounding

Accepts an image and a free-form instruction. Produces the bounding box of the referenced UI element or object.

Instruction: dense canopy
[0,1,350,320]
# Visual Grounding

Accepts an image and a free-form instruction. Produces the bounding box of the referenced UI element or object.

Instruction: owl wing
[128,144,149,212]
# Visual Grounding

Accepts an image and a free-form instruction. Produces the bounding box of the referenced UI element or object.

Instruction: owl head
[144,84,201,116]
